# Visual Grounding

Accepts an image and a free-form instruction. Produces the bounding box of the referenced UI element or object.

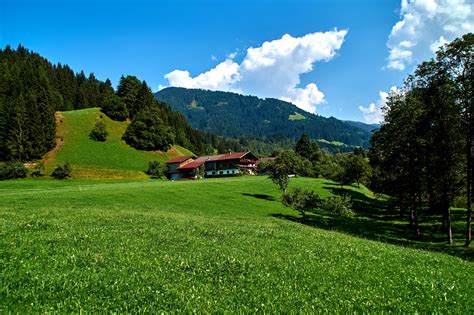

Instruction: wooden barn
[166,152,258,180]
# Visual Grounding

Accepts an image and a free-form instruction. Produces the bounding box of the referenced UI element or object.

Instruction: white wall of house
[205,169,240,177]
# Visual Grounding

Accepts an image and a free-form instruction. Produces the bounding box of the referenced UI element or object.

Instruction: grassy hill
[1,176,472,312]
[42,108,193,178]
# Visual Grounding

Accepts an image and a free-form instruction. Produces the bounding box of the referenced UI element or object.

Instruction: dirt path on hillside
[42,112,66,165]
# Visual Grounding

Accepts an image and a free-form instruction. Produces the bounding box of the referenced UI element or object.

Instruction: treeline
[369,34,473,245]
[102,75,208,154]
[0,45,114,161]
[260,134,370,185]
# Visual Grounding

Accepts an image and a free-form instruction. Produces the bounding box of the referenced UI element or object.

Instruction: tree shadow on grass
[272,184,474,262]
[241,193,275,201]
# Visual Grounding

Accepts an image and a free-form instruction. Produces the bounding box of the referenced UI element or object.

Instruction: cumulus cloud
[164,59,240,91]
[163,30,348,113]
[359,86,399,124]
[281,83,325,113]
[387,0,473,71]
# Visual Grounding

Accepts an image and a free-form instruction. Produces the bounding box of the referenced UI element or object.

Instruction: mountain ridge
[155,87,373,148]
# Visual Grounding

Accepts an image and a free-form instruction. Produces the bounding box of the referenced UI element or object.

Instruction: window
[212,171,216,175]
[219,171,223,175]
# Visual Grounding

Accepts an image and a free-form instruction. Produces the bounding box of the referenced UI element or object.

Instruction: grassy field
[42,108,193,178]
[1,176,473,312]
[288,112,306,120]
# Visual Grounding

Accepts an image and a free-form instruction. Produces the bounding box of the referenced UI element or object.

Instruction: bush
[89,121,108,142]
[0,162,28,180]
[320,196,355,218]
[31,161,45,177]
[51,163,71,179]
[282,187,321,218]
[145,161,164,179]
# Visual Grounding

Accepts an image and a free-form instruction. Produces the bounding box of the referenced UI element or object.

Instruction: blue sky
[1,0,472,122]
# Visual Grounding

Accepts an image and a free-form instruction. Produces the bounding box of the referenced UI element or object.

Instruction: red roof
[217,152,258,161]
[166,155,194,164]
[171,152,258,170]
[178,160,204,170]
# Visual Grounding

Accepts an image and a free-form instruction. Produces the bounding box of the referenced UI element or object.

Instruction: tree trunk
[446,208,453,245]
[399,194,405,219]
[465,124,472,246]
[443,194,452,244]
[416,190,423,237]
[428,181,435,215]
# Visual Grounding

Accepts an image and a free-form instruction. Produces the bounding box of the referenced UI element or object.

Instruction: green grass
[1,176,472,312]
[317,139,347,147]
[288,112,306,120]
[43,108,193,178]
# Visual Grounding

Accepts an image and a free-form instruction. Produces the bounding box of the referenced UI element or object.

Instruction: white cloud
[359,86,399,124]
[281,83,325,113]
[164,59,240,91]
[163,29,348,113]
[387,0,473,71]
[226,51,237,59]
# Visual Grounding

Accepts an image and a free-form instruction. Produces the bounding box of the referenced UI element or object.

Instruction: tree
[437,33,473,246]
[369,43,468,243]
[117,75,152,119]
[411,60,464,244]
[51,163,71,179]
[267,150,302,193]
[0,161,28,180]
[102,94,128,121]
[89,121,108,142]
[320,196,355,218]
[282,187,321,219]
[330,154,354,189]
[344,153,370,188]
[145,161,164,179]
[122,107,175,151]
[295,134,321,162]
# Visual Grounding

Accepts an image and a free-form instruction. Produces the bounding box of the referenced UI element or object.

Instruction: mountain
[155,87,372,148]
[344,120,380,133]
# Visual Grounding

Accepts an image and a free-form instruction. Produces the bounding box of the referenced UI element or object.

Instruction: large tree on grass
[436,33,474,246]
[122,107,175,151]
[369,36,470,243]
[117,75,154,119]
[267,150,302,193]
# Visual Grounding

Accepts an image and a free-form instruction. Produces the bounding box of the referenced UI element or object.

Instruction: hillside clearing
[1,176,472,312]
[42,108,192,178]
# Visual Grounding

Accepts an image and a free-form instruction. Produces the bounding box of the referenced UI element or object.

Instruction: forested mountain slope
[344,120,380,132]
[155,87,373,148]
[0,45,210,161]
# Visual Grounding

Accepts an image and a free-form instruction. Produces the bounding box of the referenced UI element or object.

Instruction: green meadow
[1,176,472,313]
[43,108,192,178]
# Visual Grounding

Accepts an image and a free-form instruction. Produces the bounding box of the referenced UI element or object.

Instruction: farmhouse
[166,151,258,180]
[165,155,196,180]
